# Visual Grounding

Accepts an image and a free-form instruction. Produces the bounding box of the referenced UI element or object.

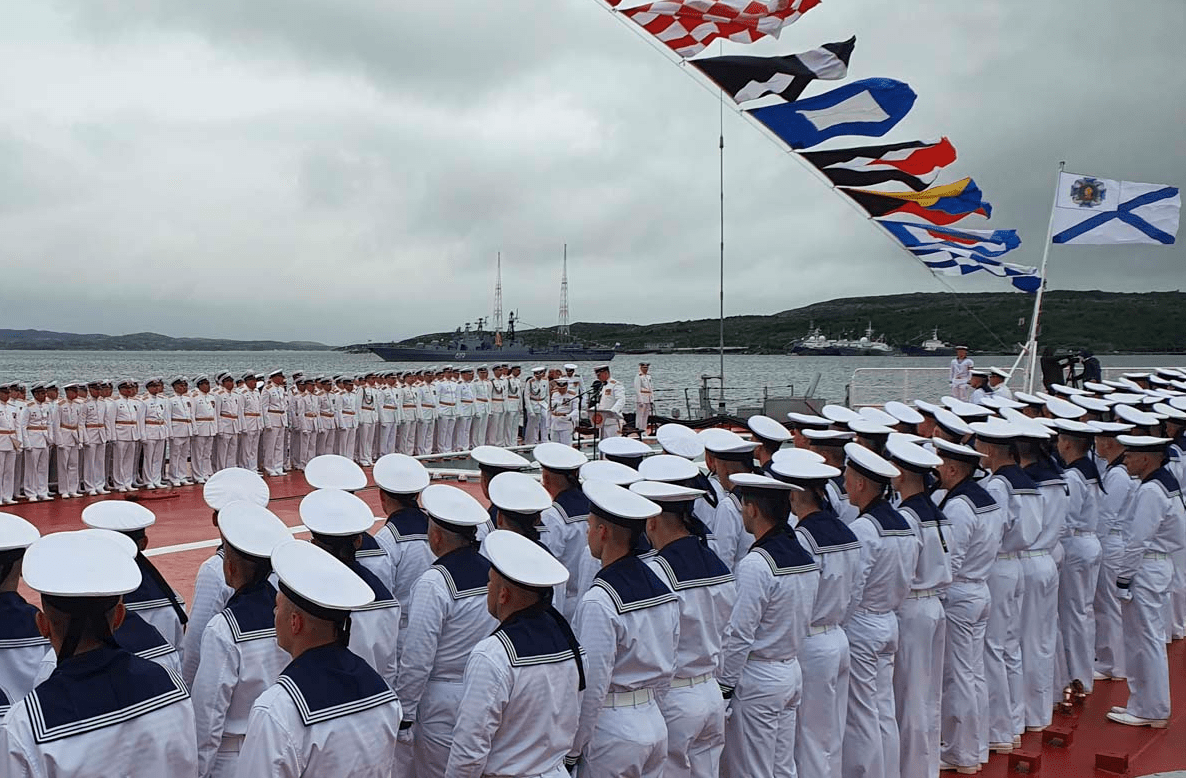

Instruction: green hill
[0,329,329,352]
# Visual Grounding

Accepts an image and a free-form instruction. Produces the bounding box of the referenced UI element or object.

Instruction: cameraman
[1072,349,1102,385]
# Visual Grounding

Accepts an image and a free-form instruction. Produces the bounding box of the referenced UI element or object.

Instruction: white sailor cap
[1050,383,1087,397]
[769,457,840,483]
[999,408,1056,438]
[81,500,155,533]
[1104,392,1146,405]
[272,540,374,616]
[884,436,943,474]
[629,481,705,503]
[914,399,943,417]
[858,407,899,427]
[989,367,1010,379]
[1122,372,1151,380]
[1045,397,1088,419]
[219,502,292,559]
[821,404,861,424]
[472,446,531,473]
[598,436,652,461]
[532,442,588,472]
[1170,396,1186,412]
[638,453,701,483]
[304,454,368,492]
[421,484,489,528]
[1088,420,1134,436]
[785,411,832,430]
[564,364,578,371]
[1116,434,1171,453]
[968,417,1027,442]
[928,439,983,467]
[933,408,973,438]
[203,467,270,510]
[1113,404,1160,428]
[731,472,801,492]
[1052,419,1096,438]
[267,369,283,379]
[0,512,39,552]
[844,443,900,484]
[373,454,430,494]
[848,418,895,437]
[580,459,643,486]
[23,531,141,598]
[802,428,856,447]
[947,400,992,420]
[299,489,374,536]
[78,528,137,559]
[531,366,545,373]
[555,377,568,385]
[488,472,552,514]
[1070,395,1113,413]
[980,395,1026,410]
[485,530,569,589]
[770,447,826,466]
[1152,402,1186,421]
[746,414,791,444]
[698,428,760,460]
[888,430,926,445]
[1156,368,1186,379]
[882,401,925,426]
[593,364,610,372]
[584,480,660,526]
[656,424,705,459]
[1013,391,1045,407]
[1083,381,1112,393]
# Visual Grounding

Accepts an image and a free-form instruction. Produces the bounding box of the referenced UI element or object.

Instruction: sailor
[968,371,990,405]
[931,437,1000,773]
[259,369,288,476]
[525,367,549,445]
[549,377,579,445]
[453,368,475,452]
[235,540,401,777]
[883,401,926,435]
[634,362,655,435]
[190,501,291,778]
[166,377,194,486]
[1106,434,1184,728]
[0,513,49,709]
[1052,419,1104,697]
[139,378,169,490]
[398,373,419,455]
[435,366,458,454]
[236,373,263,473]
[284,373,302,472]
[80,381,108,497]
[101,380,116,491]
[292,377,317,471]
[471,366,491,449]
[950,346,974,402]
[19,383,52,501]
[717,473,818,778]
[699,429,760,568]
[506,365,524,447]
[799,429,859,525]
[747,414,791,471]
[1091,421,1137,681]
[988,368,1013,400]
[768,456,860,778]
[337,376,359,461]
[396,485,497,776]
[416,370,437,456]
[80,500,187,658]
[190,375,218,482]
[489,365,507,448]
[592,364,626,439]
[486,471,567,613]
[535,442,594,618]
[356,372,378,466]
[445,530,582,778]
[300,455,390,584]
[54,382,84,499]
[378,373,399,458]
[214,373,243,473]
[933,407,975,445]
[632,480,735,778]
[848,417,895,457]
[315,377,336,457]
[0,531,198,777]
[566,481,677,778]
[299,489,400,689]
[564,364,583,398]
[599,435,651,469]
[0,388,22,504]
[639,454,723,582]
[472,445,531,536]
[884,437,951,778]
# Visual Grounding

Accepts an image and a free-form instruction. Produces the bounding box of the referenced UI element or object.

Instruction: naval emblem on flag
[1051,171,1181,245]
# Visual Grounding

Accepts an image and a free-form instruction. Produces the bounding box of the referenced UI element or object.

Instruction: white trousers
[82,443,104,492]
[358,421,376,463]
[191,435,214,480]
[843,611,899,778]
[434,417,454,454]
[238,429,261,471]
[1095,537,1126,677]
[525,411,545,445]
[584,698,667,778]
[1059,535,1102,691]
[722,657,801,778]
[0,449,16,502]
[550,420,574,445]
[112,440,136,490]
[894,595,945,778]
[416,420,434,456]
[338,427,358,461]
[291,430,311,470]
[141,438,166,487]
[213,433,237,472]
[796,626,849,778]
[599,417,621,439]
[1121,558,1173,720]
[168,436,191,483]
[452,417,471,453]
[398,422,415,456]
[940,581,990,768]
[985,558,1023,744]
[413,679,464,778]
[379,422,396,457]
[58,445,80,495]
[1019,552,1059,729]
[489,412,505,446]
[260,426,283,473]
[636,403,652,434]
[657,680,726,778]
[22,447,49,499]
[506,411,521,446]
[470,414,488,448]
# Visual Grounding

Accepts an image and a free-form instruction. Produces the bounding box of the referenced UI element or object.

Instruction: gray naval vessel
[369,313,616,364]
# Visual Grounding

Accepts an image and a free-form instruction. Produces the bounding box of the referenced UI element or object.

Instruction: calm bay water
[2,351,1181,414]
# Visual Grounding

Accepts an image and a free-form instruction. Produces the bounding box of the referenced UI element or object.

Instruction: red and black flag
[800,138,957,192]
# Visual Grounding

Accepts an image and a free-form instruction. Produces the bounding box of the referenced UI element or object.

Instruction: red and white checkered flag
[612,0,823,58]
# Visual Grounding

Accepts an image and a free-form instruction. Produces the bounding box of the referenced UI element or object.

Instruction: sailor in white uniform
[718,473,818,778]
[634,363,654,435]
[884,437,951,778]
[549,377,579,445]
[701,428,760,568]
[0,385,22,505]
[535,442,594,619]
[446,531,583,778]
[485,472,567,613]
[139,378,170,489]
[1091,421,1137,681]
[632,480,735,778]
[371,455,435,654]
[181,469,270,687]
[167,377,194,486]
[191,502,292,778]
[190,376,218,483]
[525,367,549,445]
[969,371,990,405]
[259,370,288,476]
[1106,435,1185,728]
[18,384,52,502]
[599,434,650,470]
[0,514,49,710]
[988,368,1013,401]
[472,445,531,537]
[435,367,458,454]
[747,414,792,472]
[950,346,973,402]
[564,364,583,399]
[1,531,198,778]
[802,429,860,525]
[236,540,401,778]
[840,443,918,778]
[299,489,400,688]
[506,365,524,447]
[396,485,498,778]
[592,364,626,439]
[214,373,243,473]
[471,366,491,449]
[454,368,476,452]
[567,481,678,778]
[639,452,721,555]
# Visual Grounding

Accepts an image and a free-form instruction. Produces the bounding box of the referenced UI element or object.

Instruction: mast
[717,62,726,413]
[493,252,504,337]
[558,244,571,341]
[1019,161,1065,392]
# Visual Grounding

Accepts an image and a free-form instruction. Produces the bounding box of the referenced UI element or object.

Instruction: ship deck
[5,473,1186,777]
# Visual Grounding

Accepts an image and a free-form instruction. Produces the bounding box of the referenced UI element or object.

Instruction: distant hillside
[0,329,329,352]
[348,291,1186,355]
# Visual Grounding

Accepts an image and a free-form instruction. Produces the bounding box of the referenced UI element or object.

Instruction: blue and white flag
[1051,172,1180,245]
[880,220,1022,258]
[748,78,916,150]
[912,249,1041,293]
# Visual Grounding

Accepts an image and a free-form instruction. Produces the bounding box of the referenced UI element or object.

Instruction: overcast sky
[2,1,1184,345]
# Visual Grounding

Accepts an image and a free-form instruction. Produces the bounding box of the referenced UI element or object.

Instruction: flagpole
[718,51,727,415]
[1021,161,1065,392]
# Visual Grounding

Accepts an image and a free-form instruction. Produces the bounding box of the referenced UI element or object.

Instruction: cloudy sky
[2,1,1184,345]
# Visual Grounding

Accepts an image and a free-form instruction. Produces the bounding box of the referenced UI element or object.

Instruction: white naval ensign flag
[1051,172,1180,245]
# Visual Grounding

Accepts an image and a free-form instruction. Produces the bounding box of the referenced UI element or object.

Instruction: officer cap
[373,454,430,494]
[299,489,374,536]
[843,443,900,484]
[532,442,588,472]
[203,467,270,511]
[304,454,367,492]
[217,502,291,559]
[485,529,569,589]
[81,500,156,533]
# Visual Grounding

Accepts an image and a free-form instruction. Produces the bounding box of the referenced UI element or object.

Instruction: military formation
[0,365,1184,778]
[0,362,651,504]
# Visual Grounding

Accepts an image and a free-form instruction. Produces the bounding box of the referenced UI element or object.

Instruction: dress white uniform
[720,526,819,778]
[259,383,288,475]
[32,611,183,684]
[191,389,218,482]
[842,499,918,778]
[235,643,401,778]
[167,390,194,485]
[634,373,654,433]
[794,508,861,778]
[949,357,974,402]
[540,487,596,619]
[124,553,186,659]
[343,560,400,688]
[571,554,680,778]
[54,397,82,497]
[435,379,457,454]
[0,592,52,713]
[453,380,474,452]
[549,388,579,445]
[826,477,860,525]
[471,378,491,449]
[525,377,549,445]
[140,392,170,488]
[181,550,235,687]
[373,506,436,656]
[1019,458,1066,729]
[647,536,736,778]
[214,389,243,473]
[396,546,498,777]
[1094,457,1136,679]
[1058,456,1103,692]
[237,386,263,472]
[595,379,626,439]
[0,400,22,504]
[709,490,754,571]
[19,401,52,500]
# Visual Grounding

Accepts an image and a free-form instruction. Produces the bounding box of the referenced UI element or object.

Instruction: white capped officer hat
[533,442,589,472]
[629,481,705,503]
[485,530,569,588]
[980,395,1026,411]
[219,502,292,559]
[914,399,942,416]
[821,404,861,424]
[373,454,431,494]
[555,377,569,385]
[267,369,284,379]
[204,467,270,511]
[844,443,901,484]
[801,428,856,446]
[882,401,925,426]
[1051,419,1097,437]
[0,512,40,551]
[78,528,137,558]
[933,408,973,438]
[729,473,801,491]
[593,364,609,372]
[858,407,900,427]
[598,436,652,460]
[23,531,141,598]
[989,367,1010,379]
[770,447,826,466]
[81,500,155,533]
[1044,396,1088,419]
[532,366,545,374]
[272,540,373,615]
[579,460,643,486]
[638,454,700,483]
[785,411,832,429]
[931,437,986,463]
[769,457,840,483]
[488,472,552,514]
[698,428,759,457]
[1113,404,1160,428]
[421,484,489,528]
[564,364,578,371]
[848,418,895,437]
[656,424,705,459]
[883,436,943,474]
[299,489,374,536]
[472,446,531,472]
[584,480,660,526]
[1116,435,1171,453]
[746,414,791,444]
[304,454,368,492]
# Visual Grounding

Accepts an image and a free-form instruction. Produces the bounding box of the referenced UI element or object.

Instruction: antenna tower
[558,244,570,339]
[493,252,503,335]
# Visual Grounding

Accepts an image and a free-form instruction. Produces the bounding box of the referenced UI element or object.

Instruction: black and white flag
[691,36,856,104]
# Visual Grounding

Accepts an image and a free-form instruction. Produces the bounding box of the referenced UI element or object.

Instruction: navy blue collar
[386,507,429,542]
[223,580,279,643]
[355,532,386,558]
[859,499,913,536]
[278,643,397,726]
[592,554,676,614]
[1144,465,1183,497]
[654,536,733,590]
[494,604,584,666]
[0,686,8,717]
[795,508,859,553]
[432,546,492,600]
[553,488,591,523]
[1024,459,1066,487]
[1065,456,1102,484]
[348,561,398,610]
[751,526,818,575]
[114,611,176,661]
[941,477,997,512]
[993,464,1039,494]
[898,492,949,527]
[0,591,49,647]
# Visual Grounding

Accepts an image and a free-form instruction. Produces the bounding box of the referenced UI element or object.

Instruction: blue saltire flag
[748,78,917,150]
[911,249,1041,293]
[880,220,1021,258]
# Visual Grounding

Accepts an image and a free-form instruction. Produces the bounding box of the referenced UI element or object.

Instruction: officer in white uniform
[191,501,292,778]
[0,514,49,710]
[884,437,951,778]
[181,469,270,687]
[1091,421,1137,680]
[567,481,678,778]
[988,368,1013,400]
[634,363,654,435]
[535,442,594,619]
[19,384,52,501]
[950,346,973,402]
[486,472,567,613]
[396,485,498,777]
[802,429,860,525]
[525,367,549,445]
[1106,435,1185,728]
[719,473,819,778]
[214,373,243,473]
[454,368,475,452]
[592,365,626,439]
[139,378,169,489]
[236,540,401,778]
[54,382,84,498]
[549,377,579,445]
[435,367,457,454]
[167,377,194,486]
[0,385,20,505]
[416,372,437,456]
[841,443,918,778]
[701,429,760,568]
[191,376,218,483]
[564,364,583,398]
[237,373,263,472]
[471,366,491,448]
[1,531,198,777]
[315,377,338,457]
[337,376,360,460]
[506,365,524,447]
[633,480,736,778]
[259,370,288,476]
[446,530,582,778]
[76,382,105,498]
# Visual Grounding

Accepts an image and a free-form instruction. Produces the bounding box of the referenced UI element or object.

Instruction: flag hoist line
[1010,161,1064,393]
[589,0,1014,354]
